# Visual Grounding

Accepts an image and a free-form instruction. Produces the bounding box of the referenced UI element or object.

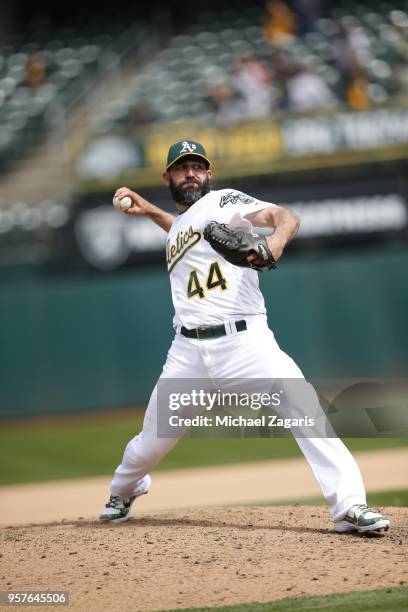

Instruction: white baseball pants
[109,315,366,522]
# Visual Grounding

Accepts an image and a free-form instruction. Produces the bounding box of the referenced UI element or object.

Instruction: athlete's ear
[207,169,213,179]
[162,171,170,186]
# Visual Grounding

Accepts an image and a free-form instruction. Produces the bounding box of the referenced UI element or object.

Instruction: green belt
[180,319,247,340]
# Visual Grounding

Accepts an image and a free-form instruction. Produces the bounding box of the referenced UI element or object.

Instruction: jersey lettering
[167,226,201,272]
[219,191,255,208]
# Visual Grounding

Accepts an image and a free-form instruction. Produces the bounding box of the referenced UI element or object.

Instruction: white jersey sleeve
[215,189,273,230]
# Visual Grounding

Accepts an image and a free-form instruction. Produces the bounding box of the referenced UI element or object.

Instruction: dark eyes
[174,164,205,171]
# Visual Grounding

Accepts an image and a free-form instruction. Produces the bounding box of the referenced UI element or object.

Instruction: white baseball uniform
[109,189,366,522]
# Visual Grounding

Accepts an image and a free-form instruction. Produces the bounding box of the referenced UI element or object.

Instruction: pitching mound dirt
[1,506,406,611]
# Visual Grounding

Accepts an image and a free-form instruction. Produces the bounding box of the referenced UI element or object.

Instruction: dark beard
[169,176,211,207]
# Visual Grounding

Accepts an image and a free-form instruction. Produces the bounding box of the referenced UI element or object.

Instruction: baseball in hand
[113,196,132,211]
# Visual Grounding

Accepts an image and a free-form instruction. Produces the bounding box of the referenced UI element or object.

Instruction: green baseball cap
[166,140,211,170]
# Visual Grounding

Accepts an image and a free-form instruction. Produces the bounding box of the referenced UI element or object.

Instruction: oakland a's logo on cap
[180,141,197,154]
[166,139,211,170]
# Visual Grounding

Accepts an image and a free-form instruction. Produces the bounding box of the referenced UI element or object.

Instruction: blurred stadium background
[0,0,407,430]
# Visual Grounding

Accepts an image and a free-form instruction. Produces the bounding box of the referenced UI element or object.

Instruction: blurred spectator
[131,103,156,126]
[333,21,372,88]
[333,23,359,84]
[346,71,370,110]
[230,54,275,120]
[285,64,335,110]
[293,0,324,34]
[263,0,296,47]
[209,81,246,126]
[333,21,373,108]
[269,47,292,107]
[25,52,47,89]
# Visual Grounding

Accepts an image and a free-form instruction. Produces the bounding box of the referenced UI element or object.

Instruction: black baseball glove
[203,221,277,271]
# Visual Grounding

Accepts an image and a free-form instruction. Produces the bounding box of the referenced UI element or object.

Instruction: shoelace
[106,495,121,508]
[351,503,373,517]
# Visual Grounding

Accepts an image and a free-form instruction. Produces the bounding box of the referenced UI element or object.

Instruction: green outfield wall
[0,243,407,418]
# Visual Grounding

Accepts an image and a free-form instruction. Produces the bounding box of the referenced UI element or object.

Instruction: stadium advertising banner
[0,173,406,272]
[74,106,408,189]
[72,175,408,271]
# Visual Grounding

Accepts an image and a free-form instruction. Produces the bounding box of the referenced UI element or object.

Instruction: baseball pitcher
[100,139,389,535]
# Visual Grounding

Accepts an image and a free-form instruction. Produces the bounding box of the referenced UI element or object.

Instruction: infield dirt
[1,506,406,611]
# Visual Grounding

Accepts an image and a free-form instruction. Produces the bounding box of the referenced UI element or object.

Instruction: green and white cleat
[99,475,151,524]
[335,504,390,535]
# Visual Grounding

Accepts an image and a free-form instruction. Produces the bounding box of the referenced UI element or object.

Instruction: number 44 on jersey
[187,261,227,299]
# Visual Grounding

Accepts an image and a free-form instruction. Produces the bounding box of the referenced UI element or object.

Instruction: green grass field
[0,411,407,487]
[250,489,408,508]
[171,587,408,612]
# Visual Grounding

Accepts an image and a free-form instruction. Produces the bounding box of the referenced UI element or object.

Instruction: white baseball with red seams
[108,188,369,524]
[112,195,132,211]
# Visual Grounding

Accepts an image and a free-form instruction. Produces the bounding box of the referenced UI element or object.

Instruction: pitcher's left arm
[245,204,300,263]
